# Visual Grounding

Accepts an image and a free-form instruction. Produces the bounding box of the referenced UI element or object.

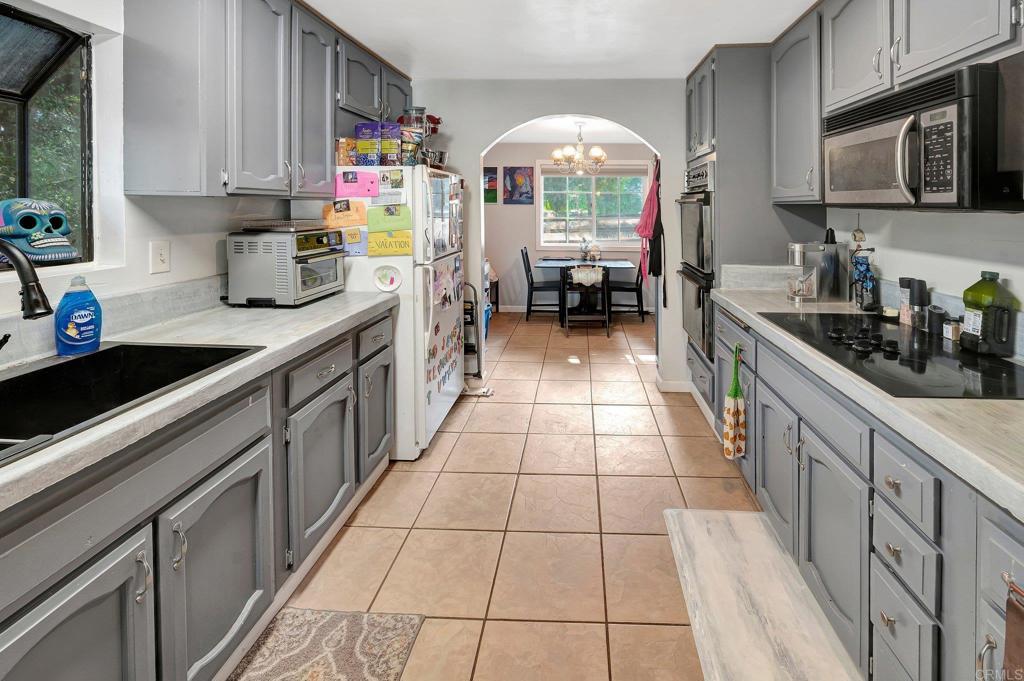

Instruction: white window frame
[534,159,653,252]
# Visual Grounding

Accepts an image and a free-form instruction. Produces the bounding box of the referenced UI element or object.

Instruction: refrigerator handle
[422,179,433,262]
[422,264,435,350]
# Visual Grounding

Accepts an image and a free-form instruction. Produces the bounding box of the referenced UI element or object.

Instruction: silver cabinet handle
[172,522,188,571]
[795,436,807,469]
[316,364,337,380]
[697,375,708,384]
[297,162,306,189]
[872,46,883,77]
[783,423,793,455]
[347,383,357,411]
[879,610,896,627]
[135,550,153,603]
[364,375,373,398]
[372,333,385,343]
[884,475,902,493]
[891,37,902,70]
[885,542,903,560]
[716,324,724,334]
[283,160,292,189]
[977,634,998,675]
[805,167,815,191]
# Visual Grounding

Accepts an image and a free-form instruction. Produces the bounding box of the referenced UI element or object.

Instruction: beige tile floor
[289,312,760,681]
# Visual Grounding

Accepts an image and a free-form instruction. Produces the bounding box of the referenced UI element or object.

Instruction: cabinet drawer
[874,433,939,540]
[358,317,392,361]
[873,634,914,681]
[873,496,941,616]
[756,343,869,474]
[287,339,353,408]
[977,499,1024,613]
[687,342,714,412]
[870,555,937,681]
[714,307,756,368]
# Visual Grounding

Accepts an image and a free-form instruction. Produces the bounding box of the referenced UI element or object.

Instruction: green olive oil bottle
[960,271,1019,356]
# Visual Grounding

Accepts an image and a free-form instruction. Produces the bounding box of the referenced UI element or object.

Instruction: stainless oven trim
[918,102,960,205]
[824,116,917,205]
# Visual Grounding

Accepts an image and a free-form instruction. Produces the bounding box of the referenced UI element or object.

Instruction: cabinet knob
[885,542,903,560]
[135,550,153,604]
[884,475,902,493]
[878,610,896,628]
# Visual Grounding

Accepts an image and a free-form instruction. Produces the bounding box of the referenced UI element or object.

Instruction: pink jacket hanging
[634,159,661,287]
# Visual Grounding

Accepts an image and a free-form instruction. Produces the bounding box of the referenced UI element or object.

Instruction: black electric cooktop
[761,312,1024,399]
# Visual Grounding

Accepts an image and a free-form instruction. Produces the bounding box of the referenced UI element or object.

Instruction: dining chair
[610,267,646,321]
[520,247,560,320]
[564,266,611,337]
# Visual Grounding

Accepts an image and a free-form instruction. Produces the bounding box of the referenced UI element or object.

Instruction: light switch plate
[149,240,170,274]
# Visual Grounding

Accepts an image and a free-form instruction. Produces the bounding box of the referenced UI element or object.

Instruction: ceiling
[498,115,643,144]
[308,0,812,80]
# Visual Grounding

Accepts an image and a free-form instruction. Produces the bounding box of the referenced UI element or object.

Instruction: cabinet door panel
[288,376,357,565]
[226,0,291,194]
[754,378,798,555]
[382,67,412,122]
[822,0,892,111]
[158,441,274,681]
[0,528,156,681]
[798,426,870,671]
[693,59,715,158]
[737,363,756,490]
[292,8,335,197]
[893,0,1015,83]
[685,79,696,160]
[338,37,382,119]
[772,12,822,202]
[358,346,395,482]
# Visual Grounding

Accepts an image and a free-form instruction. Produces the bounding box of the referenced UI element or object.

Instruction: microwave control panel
[919,104,959,204]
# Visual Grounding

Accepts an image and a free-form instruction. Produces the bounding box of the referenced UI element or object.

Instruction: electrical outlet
[149,240,170,274]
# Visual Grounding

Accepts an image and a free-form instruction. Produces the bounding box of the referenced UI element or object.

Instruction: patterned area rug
[228,608,423,681]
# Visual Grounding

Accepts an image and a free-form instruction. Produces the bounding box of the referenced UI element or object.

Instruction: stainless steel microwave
[823,53,1024,211]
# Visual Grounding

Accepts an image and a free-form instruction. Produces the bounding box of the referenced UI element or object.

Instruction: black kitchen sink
[0,342,261,465]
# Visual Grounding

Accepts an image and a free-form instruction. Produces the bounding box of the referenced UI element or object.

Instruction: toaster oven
[227,226,345,307]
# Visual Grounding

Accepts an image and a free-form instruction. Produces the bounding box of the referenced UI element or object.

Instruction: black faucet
[0,240,53,319]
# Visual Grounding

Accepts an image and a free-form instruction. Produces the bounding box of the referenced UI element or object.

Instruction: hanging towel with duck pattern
[722,343,747,460]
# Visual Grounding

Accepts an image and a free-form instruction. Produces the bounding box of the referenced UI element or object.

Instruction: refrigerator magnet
[373,265,402,292]
[335,170,379,198]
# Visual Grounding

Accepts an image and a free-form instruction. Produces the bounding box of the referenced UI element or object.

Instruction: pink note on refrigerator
[335,170,379,197]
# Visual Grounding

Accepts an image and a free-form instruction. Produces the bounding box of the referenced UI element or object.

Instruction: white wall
[482,142,654,310]
[828,208,1024,300]
[0,0,285,316]
[414,79,687,385]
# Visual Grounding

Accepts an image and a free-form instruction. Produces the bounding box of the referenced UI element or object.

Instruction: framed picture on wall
[483,167,498,204]
[503,166,534,205]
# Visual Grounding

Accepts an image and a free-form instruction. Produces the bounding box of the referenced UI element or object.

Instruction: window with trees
[539,165,648,247]
[0,3,91,268]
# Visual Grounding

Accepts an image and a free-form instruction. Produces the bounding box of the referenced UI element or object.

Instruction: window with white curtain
[537,161,650,248]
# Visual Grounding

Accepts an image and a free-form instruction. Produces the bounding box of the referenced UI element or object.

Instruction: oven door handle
[895,114,917,205]
[295,249,346,265]
[677,265,713,288]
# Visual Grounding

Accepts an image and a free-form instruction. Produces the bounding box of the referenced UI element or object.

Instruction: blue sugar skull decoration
[0,198,79,264]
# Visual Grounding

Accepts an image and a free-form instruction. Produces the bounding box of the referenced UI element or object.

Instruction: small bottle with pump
[55,276,102,356]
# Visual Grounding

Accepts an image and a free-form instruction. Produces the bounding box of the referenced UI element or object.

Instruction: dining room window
[538,162,650,248]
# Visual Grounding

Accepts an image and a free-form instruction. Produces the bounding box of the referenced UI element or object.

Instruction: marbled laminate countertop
[711,289,1024,522]
[0,291,398,514]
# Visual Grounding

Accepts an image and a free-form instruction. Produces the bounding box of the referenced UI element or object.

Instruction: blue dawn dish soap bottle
[55,275,102,356]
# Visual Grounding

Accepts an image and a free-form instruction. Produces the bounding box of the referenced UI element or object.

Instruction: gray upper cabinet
[771,11,822,202]
[686,57,715,161]
[358,345,395,482]
[287,375,357,566]
[892,0,1016,84]
[382,67,413,122]
[158,440,274,681]
[338,35,382,119]
[226,0,292,195]
[797,426,870,672]
[822,0,893,112]
[755,378,799,556]
[291,7,336,198]
[0,527,156,681]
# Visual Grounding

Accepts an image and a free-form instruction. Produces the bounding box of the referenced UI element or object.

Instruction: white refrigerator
[343,166,465,460]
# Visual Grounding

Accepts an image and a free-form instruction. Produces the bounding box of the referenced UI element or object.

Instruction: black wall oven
[677,161,715,360]
[823,53,1024,210]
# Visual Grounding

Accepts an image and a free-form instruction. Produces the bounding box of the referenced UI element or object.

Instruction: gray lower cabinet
[226,0,292,195]
[821,0,893,112]
[358,345,395,482]
[158,440,274,681]
[771,10,822,202]
[338,35,382,119]
[754,377,798,556]
[975,497,1024,680]
[382,66,413,122]
[291,6,336,198]
[797,426,870,671]
[713,338,756,489]
[287,374,357,566]
[892,0,1016,85]
[0,527,156,681]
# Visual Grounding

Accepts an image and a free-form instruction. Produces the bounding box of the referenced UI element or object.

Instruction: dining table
[535,257,637,326]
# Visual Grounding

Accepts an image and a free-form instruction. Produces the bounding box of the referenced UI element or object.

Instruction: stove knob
[883,339,900,353]
[852,339,873,354]
[871,333,884,347]
[856,327,870,339]
[827,326,846,340]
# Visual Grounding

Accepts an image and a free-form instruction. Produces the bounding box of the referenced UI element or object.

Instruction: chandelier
[550,123,608,175]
